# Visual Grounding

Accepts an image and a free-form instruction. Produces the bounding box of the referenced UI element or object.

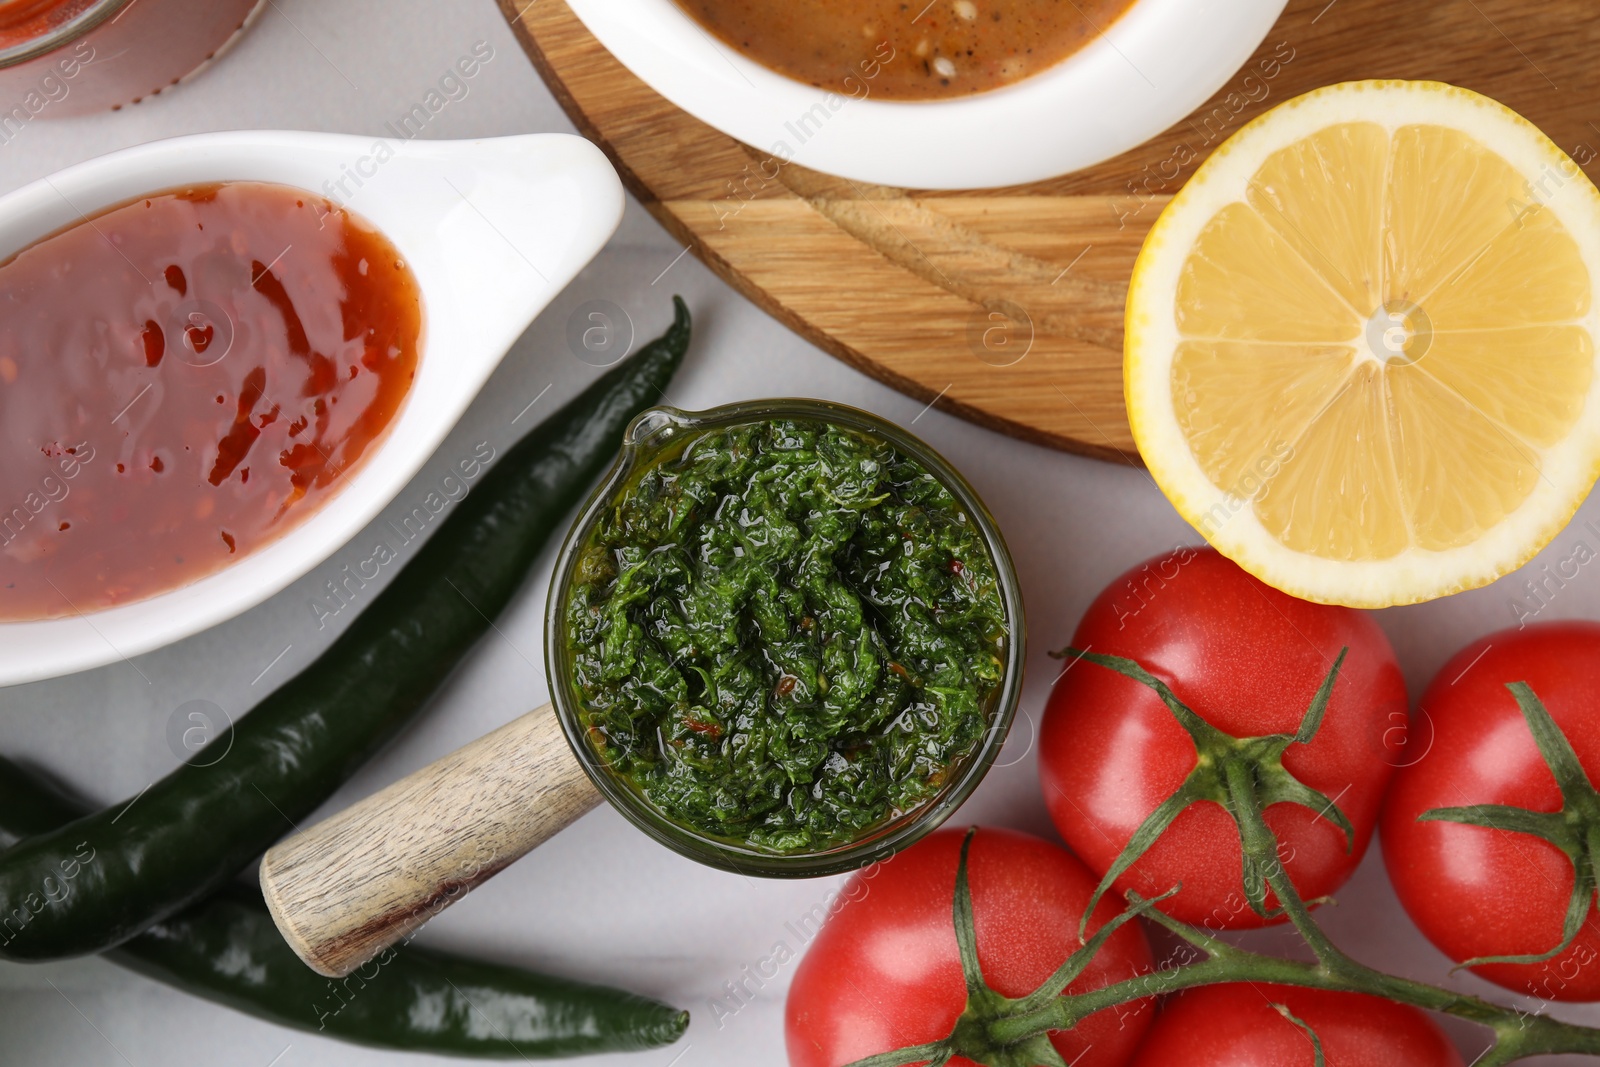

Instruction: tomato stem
[1418,681,1600,969]
[1053,646,1354,932]
[1005,798,1600,1062]
[1273,1003,1328,1067]
[993,834,1600,1062]
[841,672,1600,1067]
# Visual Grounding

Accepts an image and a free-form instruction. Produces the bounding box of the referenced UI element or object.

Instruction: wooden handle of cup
[258,703,600,977]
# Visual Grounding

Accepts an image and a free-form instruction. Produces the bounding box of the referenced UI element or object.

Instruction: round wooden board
[498,0,1599,463]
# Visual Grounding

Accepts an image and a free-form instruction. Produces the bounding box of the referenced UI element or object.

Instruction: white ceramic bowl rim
[566,0,1289,189]
[0,129,624,686]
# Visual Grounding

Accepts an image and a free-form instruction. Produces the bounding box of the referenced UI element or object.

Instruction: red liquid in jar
[0,181,423,621]
[0,0,94,49]
[0,0,262,115]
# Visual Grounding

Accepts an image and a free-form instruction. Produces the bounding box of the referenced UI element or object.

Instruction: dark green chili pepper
[0,756,687,1058]
[0,298,691,962]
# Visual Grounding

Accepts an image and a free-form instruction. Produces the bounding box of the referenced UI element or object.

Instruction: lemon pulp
[1174,121,1592,562]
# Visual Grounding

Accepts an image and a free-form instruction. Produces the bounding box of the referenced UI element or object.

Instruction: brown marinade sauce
[675,0,1138,99]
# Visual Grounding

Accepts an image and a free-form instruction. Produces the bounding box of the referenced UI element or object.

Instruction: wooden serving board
[499,0,1600,463]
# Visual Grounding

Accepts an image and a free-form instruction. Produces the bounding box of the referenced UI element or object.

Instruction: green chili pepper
[0,756,687,1058]
[0,298,691,962]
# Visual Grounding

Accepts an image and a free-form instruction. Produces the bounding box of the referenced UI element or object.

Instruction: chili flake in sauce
[564,417,1009,853]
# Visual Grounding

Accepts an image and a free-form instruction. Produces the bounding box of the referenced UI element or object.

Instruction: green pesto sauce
[564,416,1009,854]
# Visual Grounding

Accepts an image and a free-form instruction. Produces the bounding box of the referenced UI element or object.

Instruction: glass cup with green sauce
[546,399,1025,876]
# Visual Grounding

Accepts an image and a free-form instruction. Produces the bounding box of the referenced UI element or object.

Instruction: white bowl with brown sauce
[568,0,1288,189]
[0,131,623,686]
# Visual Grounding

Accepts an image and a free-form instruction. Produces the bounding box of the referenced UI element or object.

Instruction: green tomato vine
[840,652,1600,1067]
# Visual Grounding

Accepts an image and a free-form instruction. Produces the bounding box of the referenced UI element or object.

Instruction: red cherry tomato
[785,828,1154,1067]
[1039,547,1406,928]
[1129,984,1462,1066]
[1382,621,1600,1001]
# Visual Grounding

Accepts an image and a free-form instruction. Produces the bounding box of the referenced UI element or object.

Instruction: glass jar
[0,0,263,118]
[545,398,1026,877]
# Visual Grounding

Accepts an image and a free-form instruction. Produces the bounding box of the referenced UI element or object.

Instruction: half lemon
[1126,80,1600,608]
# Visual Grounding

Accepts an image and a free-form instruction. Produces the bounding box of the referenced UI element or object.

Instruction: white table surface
[3,2,1600,1064]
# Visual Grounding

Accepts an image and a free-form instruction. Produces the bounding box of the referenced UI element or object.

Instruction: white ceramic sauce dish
[568,0,1289,189]
[0,131,624,686]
